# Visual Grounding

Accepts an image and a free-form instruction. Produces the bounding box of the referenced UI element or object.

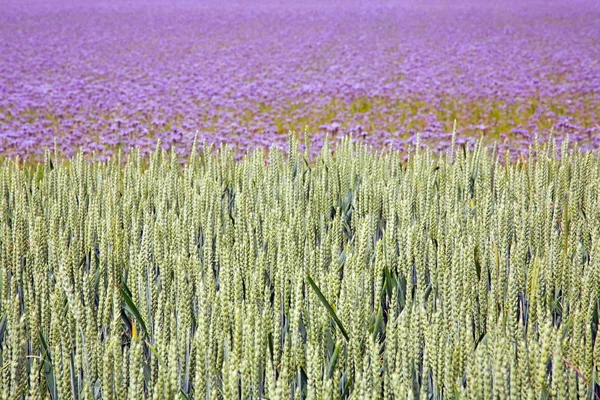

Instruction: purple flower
[0,0,597,158]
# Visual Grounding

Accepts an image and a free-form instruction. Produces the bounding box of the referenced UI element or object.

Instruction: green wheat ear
[0,134,599,398]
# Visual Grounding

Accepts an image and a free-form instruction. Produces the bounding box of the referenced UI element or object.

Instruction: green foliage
[0,135,599,399]
[306,274,349,341]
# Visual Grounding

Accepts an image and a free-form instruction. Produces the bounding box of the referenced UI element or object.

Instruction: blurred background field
[0,0,599,160]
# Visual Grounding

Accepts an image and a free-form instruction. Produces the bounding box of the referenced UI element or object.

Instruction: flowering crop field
[2,0,600,399]
[1,0,599,160]
[0,136,599,399]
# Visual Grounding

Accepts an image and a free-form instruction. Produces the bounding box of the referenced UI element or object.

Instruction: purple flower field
[1,0,599,161]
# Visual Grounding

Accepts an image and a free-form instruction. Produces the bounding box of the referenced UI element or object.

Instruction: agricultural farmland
[0,0,600,399]
[1,0,599,160]
[1,136,600,398]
